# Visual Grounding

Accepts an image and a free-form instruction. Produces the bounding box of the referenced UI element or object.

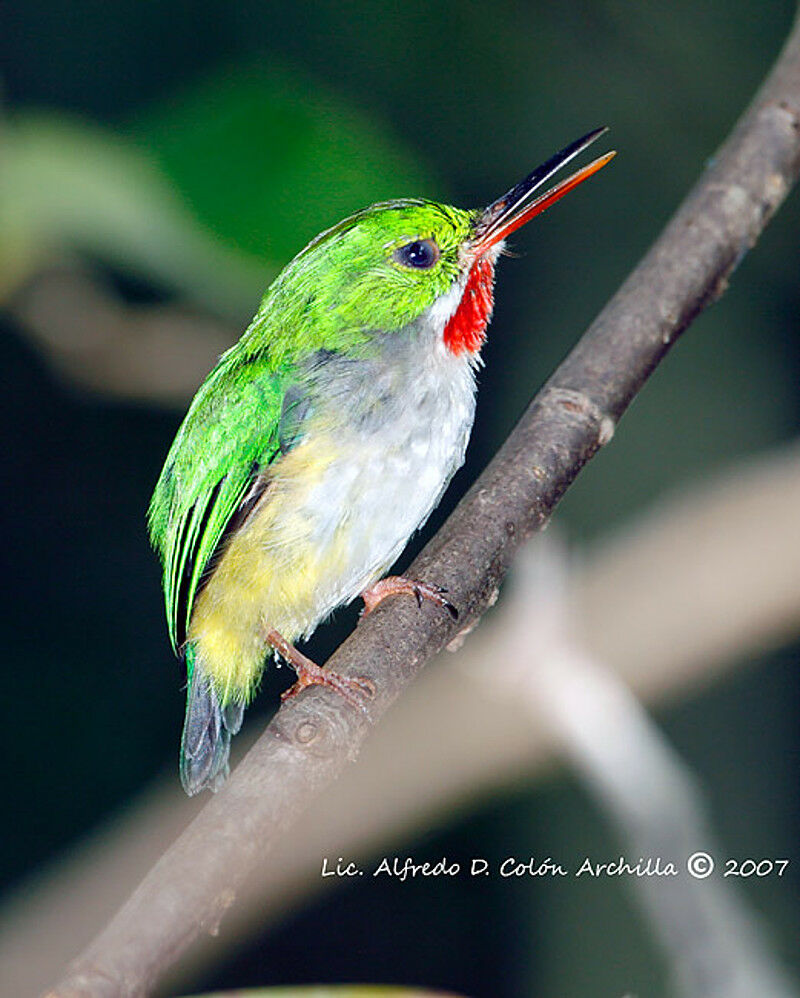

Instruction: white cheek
[425,277,467,329]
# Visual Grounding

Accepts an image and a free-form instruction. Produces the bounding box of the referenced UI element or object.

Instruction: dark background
[1,2,799,996]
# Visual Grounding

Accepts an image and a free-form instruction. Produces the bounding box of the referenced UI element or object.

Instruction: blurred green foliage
[135,65,439,264]
[0,112,265,310]
[0,69,437,314]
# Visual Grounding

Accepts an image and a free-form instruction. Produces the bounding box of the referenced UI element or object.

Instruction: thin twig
[48,10,800,997]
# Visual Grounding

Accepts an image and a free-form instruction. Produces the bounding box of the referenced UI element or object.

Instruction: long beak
[472,127,615,256]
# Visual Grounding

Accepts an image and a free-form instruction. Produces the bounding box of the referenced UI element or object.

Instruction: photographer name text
[321,853,790,882]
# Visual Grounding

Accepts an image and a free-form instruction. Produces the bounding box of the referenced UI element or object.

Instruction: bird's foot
[266,629,374,713]
[361,575,458,619]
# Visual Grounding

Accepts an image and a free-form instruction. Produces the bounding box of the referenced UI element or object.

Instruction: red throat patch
[443,258,496,356]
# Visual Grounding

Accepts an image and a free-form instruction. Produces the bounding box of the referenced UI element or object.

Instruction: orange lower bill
[475,150,616,254]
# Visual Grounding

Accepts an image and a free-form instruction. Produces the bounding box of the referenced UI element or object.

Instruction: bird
[149,127,615,795]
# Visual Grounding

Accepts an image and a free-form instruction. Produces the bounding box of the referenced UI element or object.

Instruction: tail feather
[180,647,242,796]
[222,700,245,737]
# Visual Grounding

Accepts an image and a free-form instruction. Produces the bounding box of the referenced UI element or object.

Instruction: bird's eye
[393,238,440,269]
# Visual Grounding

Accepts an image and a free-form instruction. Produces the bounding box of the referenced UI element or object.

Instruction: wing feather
[148,352,287,651]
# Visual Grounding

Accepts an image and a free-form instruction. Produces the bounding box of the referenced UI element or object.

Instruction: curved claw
[267,628,374,715]
[361,575,458,620]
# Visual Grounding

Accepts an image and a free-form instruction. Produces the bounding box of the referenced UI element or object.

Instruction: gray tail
[180,646,244,796]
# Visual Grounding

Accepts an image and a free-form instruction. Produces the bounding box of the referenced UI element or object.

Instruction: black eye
[393,238,440,269]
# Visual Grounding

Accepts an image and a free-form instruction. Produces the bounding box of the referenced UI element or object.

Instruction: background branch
[9,263,235,407]
[47,10,800,997]
[496,542,797,998]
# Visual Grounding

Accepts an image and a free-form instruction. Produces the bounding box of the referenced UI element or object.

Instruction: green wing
[148,351,291,652]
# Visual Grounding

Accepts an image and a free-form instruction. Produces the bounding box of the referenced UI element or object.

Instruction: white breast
[284,314,478,632]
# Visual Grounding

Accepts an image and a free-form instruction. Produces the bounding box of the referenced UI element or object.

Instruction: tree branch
[9,263,234,407]
[492,544,796,998]
[48,11,800,997]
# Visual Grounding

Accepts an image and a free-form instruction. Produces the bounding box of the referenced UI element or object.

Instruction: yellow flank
[188,432,350,706]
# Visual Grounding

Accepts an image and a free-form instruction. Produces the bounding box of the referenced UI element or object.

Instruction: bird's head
[257,129,614,361]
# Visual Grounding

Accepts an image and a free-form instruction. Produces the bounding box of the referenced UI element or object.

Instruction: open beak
[472,127,615,257]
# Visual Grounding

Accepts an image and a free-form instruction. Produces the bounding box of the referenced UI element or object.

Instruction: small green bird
[149,128,614,795]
